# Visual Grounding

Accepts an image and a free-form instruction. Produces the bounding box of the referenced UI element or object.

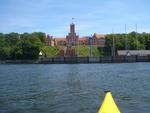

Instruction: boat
[98,91,121,113]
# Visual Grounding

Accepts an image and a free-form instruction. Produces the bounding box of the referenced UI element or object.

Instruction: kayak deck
[98,91,121,113]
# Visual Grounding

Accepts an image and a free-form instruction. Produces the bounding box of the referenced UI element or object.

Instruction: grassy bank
[41,45,104,57]
[41,46,63,57]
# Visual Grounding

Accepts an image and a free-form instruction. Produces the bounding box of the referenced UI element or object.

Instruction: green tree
[4,32,20,46]
[10,47,22,60]
[0,33,6,47]
[31,32,46,43]
[0,47,11,60]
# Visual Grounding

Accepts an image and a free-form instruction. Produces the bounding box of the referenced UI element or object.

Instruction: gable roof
[79,38,88,41]
[54,38,66,41]
[93,33,105,39]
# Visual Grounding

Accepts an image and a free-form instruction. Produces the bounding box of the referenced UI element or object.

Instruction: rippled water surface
[0,63,150,113]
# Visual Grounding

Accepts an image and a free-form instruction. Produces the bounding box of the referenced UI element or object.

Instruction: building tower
[70,23,75,33]
[66,22,79,46]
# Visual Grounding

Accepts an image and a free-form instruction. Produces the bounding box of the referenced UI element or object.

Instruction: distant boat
[98,91,121,113]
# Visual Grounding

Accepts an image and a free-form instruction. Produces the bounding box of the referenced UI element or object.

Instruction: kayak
[98,91,121,113]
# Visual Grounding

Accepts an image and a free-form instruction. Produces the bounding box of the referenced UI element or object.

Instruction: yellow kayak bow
[98,91,121,113]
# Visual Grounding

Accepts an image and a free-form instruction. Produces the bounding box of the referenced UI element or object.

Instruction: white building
[118,50,150,56]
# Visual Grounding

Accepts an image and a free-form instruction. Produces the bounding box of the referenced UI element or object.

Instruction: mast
[112,28,115,57]
[125,24,128,50]
[135,24,138,50]
[89,35,93,57]
[77,30,79,57]
[143,33,146,50]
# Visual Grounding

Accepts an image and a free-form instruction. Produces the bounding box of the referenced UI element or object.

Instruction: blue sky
[0,0,150,36]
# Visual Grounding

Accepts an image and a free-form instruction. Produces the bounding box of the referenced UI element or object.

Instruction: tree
[0,33,6,47]
[0,47,11,60]
[4,32,20,46]
[10,47,22,60]
[145,34,150,50]
[97,46,104,56]
[31,32,46,43]
[16,39,40,59]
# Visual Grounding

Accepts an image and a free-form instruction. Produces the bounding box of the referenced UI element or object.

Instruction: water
[0,63,150,113]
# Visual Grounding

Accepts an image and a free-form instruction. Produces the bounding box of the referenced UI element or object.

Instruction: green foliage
[97,47,104,56]
[41,46,61,57]
[10,47,23,60]
[0,33,6,47]
[0,47,11,60]
[78,45,89,57]
[92,46,102,56]
[41,45,104,57]
[105,32,150,55]
[22,46,40,59]
[76,45,103,57]
[0,32,46,60]
[1,31,150,59]
[31,32,46,43]
[4,32,20,46]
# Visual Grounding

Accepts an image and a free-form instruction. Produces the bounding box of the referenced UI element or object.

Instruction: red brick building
[46,35,54,46]
[66,23,79,46]
[79,37,89,45]
[92,33,105,46]
[46,23,106,47]
[54,38,66,46]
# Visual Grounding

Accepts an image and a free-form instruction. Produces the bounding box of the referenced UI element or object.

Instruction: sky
[0,0,150,37]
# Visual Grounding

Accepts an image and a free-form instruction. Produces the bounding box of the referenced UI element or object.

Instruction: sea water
[0,63,150,113]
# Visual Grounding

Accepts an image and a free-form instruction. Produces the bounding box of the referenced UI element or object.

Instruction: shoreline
[0,56,150,64]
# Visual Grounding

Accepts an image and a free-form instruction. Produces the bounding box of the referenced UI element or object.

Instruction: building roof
[54,38,66,41]
[93,33,105,39]
[118,50,150,56]
[79,38,88,41]
[47,35,53,39]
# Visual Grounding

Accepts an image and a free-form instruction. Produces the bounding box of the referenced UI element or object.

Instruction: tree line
[0,31,150,59]
[104,32,150,56]
[0,32,46,60]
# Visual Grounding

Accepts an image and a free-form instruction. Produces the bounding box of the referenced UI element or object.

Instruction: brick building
[46,23,106,47]
[66,23,79,46]
[92,33,105,46]
[46,35,54,46]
